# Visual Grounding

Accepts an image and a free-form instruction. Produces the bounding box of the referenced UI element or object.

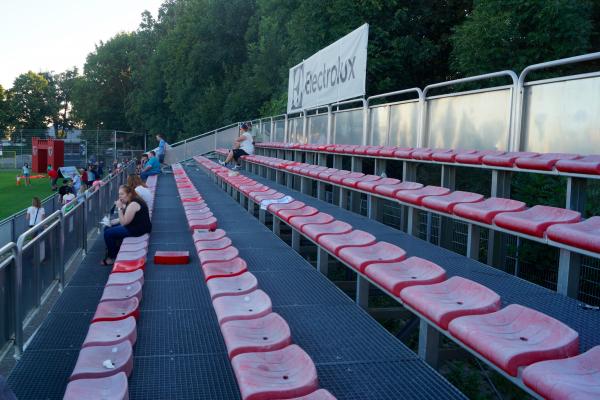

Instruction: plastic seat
[221,313,292,358]
[356,177,400,192]
[93,298,139,323]
[82,317,137,348]
[289,213,335,231]
[373,181,423,197]
[198,246,239,265]
[493,205,581,237]
[393,147,416,159]
[515,153,580,171]
[400,276,501,330]
[448,304,579,376]
[455,150,504,165]
[482,151,539,167]
[121,234,149,245]
[231,345,318,400]
[112,259,146,273]
[254,192,285,203]
[555,155,600,175]
[329,171,363,184]
[212,289,272,325]
[396,186,451,205]
[249,188,277,198]
[154,250,190,264]
[115,248,146,262]
[431,149,476,163]
[317,230,376,255]
[106,270,144,287]
[193,228,227,242]
[182,197,203,203]
[522,346,600,400]
[64,372,129,400]
[70,342,133,381]
[195,237,233,253]
[341,174,380,188]
[118,241,147,253]
[277,206,319,222]
[100,281,143,303]
[188,216,218,231]
[338,241,406,272]
[323,170,351,182]
[267,201,306,214]
[352,145,373,155]
[186,210,214,219]
[316,169,340,180]
[453,198,526,224]
[364,256,447,296]
[207,272,259,299]
[546,216,600,253]
[202,257,248,281]
[289,389,337,400]
[421,191,484,213]
[302,220,353,241]
[184,202,208,210]
[412,148,450,160]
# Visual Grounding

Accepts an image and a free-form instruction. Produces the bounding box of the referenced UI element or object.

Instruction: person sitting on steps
[219,123,254,170]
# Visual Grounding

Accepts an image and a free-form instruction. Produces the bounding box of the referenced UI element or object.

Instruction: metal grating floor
[239,168,600,353]
[184,165,466,399]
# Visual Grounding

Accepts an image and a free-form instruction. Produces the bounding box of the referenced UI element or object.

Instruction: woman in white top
[219,123,254,170]
[26,197,45,227]
[127,175,152,206]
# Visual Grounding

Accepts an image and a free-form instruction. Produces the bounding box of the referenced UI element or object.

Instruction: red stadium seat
[82,317,137,348]
[290,389,337,400]
[106,270,144,287]
[302,220,353,241]
[193,228,227,242]
[317,230,376,256]
[431,149,476,163]
[522,346,600,400]
[400,276,501,330]
[453,198,526,224]
[395,186,451,206]
[393,147,417,159]
[448,304,579,376]
[364,256,447,296]
[329,172,364,184]
[341,174,380,188]
[64,372,129,400]
[231,345,318,400]
[546,216,600,253]
[338,242,406,272]
[455,150,504,165]
[482,151,539,167]
[356,177,401,193]
[421,191,485,213]
[289,213,335,231]
[100,281,143,303]
[112,259,146,273]
[277,206,319,222]
[221,313,292,358]
[70,342,133,381]
[373,181,423,197]
[267,201,306,214]
[207,272,259,300]
[212,289,273,325]
[92,298,140,323]
[493,205,581,237]
[515,153,580,171]
[198,246,239,265]
[202,257,248,281]
[195,237,233,253]
[555,155,600,175]
[188,216,218,231]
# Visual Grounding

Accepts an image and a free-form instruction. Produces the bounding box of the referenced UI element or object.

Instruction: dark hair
[240,123,248,131]
[127,174,147,188]
[156,133,164,139]
[32,197,41,208]
[149,151,156,156]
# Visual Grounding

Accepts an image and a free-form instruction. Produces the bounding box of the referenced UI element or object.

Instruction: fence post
[13,243,23,358]
[58,211,65,292]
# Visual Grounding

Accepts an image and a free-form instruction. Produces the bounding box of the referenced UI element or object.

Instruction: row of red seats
[240,154,600,255]
[197,155,600,400]
[63,175,158,399]
[254,142,600,175]
[173,164,335,400]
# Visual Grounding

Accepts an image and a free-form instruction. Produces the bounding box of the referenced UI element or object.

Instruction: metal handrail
[518,51,600,87]
[367,87,423,105]
[423,70,518,98]
[170,122,240,147]
[16,211,62,252]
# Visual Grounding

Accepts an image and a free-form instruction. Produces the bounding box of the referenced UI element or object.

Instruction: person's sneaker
[231,165,241,171]
[218,160,225,166]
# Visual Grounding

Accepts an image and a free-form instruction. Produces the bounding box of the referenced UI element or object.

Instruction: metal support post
[367,195,382,221]
[439,165,456,248]
[301,177,312,195]
[406,207,420,236]
[273,217,281,236]
[317,181,326,201]
[557,249,581,298]
[350,157,362,213]
[418,319,440,368]
[259,209,266,224]
[291,229,301,252]
[488,170,512,268]
[332,155,343,204]
[247,199,254,215]
[317,248,329,275]
[466,224,480,260]
[356,275,370,309]
[339,188,349,209]
[374,158,387,176]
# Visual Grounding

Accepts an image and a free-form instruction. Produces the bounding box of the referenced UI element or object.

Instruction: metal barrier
[0,164,132,358]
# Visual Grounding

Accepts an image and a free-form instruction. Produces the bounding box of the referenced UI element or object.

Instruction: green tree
[8,71,57,129]
[450,0,594,76]
[52,67,80,130]
[0,84,10,132]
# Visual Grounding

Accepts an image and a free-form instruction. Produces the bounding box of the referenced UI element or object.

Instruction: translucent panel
[308,115,328,144]
[216,127,238,149]
[369,106,389,146]
[288,118,303,143]
[273,120,285,142]
[333,110,363,145]
[426,88,512,151]
[389,102,420,147]
[522,75,600,154]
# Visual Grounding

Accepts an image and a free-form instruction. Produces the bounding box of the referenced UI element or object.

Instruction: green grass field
[0,169,56,220]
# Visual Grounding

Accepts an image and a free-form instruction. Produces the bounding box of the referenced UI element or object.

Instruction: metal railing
[0,163,132,359]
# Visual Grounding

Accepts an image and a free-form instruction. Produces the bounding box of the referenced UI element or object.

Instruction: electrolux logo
[304,56,356,95]
[291,64,304,110]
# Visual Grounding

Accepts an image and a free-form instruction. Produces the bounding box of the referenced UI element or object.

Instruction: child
[22,163,31,186]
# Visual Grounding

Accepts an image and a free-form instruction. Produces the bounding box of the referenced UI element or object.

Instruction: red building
[31,138,64,173]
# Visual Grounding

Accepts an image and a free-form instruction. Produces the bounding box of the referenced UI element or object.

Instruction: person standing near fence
[48,165,59,191]
[156,133,167,165]
[26,197,45,228]
[140,151,161,181]
[22,163,31,186]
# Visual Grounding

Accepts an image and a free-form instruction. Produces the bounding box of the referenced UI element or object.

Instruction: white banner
[287,24,368,113]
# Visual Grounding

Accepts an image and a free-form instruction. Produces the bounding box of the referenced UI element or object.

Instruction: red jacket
[48,169,58,179]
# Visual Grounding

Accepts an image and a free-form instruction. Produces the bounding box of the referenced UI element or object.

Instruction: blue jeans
[104,224,131,259]
[141,170,160,181]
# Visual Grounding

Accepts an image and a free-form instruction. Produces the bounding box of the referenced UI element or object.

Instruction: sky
[0,0,165,89]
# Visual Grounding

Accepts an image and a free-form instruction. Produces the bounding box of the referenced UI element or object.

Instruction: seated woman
[102,185,152,265]
[127,174,152,205]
